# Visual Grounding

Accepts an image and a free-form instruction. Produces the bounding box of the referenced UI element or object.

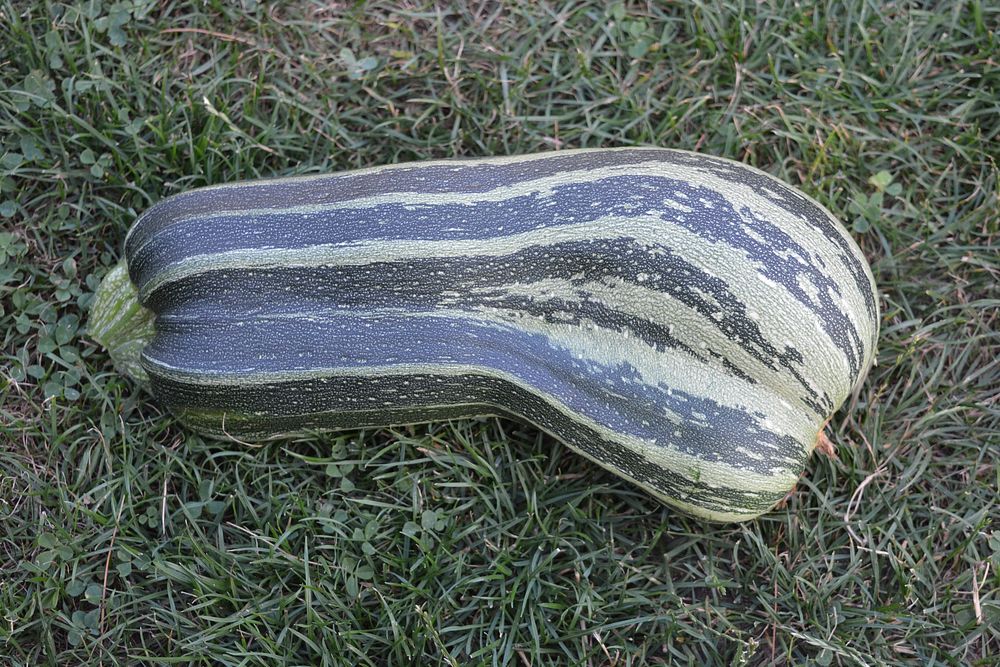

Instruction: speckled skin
[98,148,879,521]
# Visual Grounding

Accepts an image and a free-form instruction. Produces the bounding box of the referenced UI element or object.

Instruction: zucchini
[90,148,879,521]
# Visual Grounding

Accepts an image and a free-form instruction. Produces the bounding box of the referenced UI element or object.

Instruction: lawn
[1,1,997,665]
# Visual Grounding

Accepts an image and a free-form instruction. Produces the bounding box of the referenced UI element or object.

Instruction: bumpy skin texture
[119,148,879,521]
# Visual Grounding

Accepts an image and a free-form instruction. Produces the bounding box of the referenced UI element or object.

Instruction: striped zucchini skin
[97,148,879,522]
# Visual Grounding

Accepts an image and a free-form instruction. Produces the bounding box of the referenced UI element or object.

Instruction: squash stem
[89,259,155,389]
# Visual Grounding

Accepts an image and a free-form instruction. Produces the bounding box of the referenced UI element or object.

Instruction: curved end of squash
[89,259,155,389]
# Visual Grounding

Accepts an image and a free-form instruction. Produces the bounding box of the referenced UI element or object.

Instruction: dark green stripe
[154,371,791,518]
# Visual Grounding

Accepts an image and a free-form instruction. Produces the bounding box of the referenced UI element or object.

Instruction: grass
[0,0,997,664]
